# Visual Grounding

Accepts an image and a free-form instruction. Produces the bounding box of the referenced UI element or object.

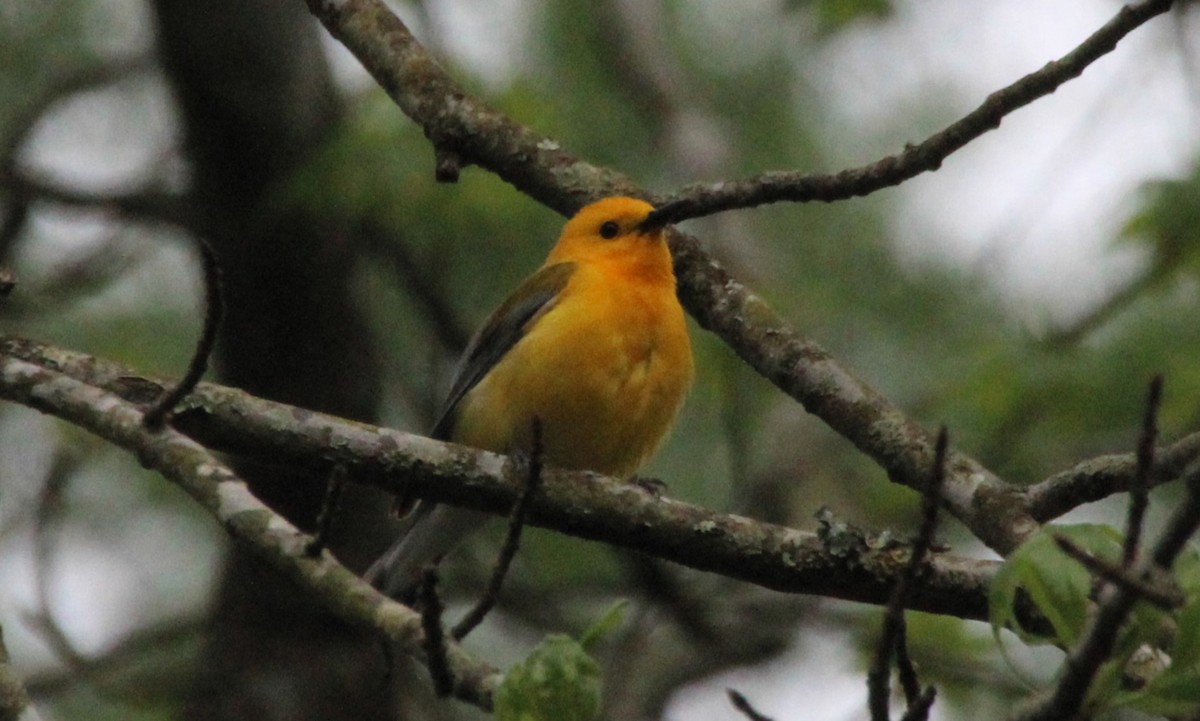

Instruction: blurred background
[1,1,1198,719]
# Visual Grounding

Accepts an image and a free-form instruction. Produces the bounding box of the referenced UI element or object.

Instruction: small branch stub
[0,268,15,297]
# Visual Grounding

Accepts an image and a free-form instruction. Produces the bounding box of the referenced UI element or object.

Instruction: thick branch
[1,336,1005,624]
[0,351,498,710]
[302,0,640,215]
[1026,432,1200,522]
[667,231,1033,552]
[299,0,1036,554]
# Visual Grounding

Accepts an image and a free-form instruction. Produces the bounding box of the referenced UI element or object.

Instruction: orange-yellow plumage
[451,196,693,476]
[368,196,692,600]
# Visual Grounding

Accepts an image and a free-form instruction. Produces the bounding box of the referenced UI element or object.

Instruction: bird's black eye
[599,220,620,239]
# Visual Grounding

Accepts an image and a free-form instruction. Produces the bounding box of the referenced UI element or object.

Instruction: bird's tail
[364,503,491,603]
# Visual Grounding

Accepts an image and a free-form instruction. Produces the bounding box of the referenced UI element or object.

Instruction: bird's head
[547,197,671,271]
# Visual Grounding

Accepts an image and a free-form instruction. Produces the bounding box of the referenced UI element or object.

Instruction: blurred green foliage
[492,602,627,721]
[4,0,1200,720]
[785,0,894,35]
[991,524,1200,718]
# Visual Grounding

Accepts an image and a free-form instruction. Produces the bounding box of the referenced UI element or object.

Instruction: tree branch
[142,237,224,428]
[1025,431,1200,522]
[299,0,1040,555]
[667,230,1033,553]
[301,0,640,216]
[0,350,499,711]
[1016,459,1200,721]
[0,168,193,228]
[0,335,1007,625]
[641,0,1176,226]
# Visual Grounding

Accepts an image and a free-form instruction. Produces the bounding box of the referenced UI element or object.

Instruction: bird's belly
[452,299,691,478]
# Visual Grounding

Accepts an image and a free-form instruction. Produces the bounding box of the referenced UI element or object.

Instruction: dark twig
[897,687,938,721]
[1053,535,1184,610]
[869,427,947,721]
[419,567,455,697]
[0,179,30,262]
[1149,464,1200,568]
[143,238,224,429]
[622,555,719,643]
[452,418,545,641]
[727,689,775,721]
[0,268,14,298]
[434,147,464,183]
[893,616,921,706]
[640,0,1176,227]
[1124,375,1163,565]
[29,448,92,672]
[360,222,470,354]
[0,623,31,721]
[22,616,204,699]
[1043,267,1164,348]
[305,464,347,557]
[0,172,193,229]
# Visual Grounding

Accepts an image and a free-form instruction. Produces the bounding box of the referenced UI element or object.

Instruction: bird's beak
[638,209,669,233]
[639,199,687,233]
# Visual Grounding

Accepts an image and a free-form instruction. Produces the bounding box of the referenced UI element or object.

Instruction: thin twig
[305,464,347,557]
[143,238,224,429]
[727,689,775,721]
[1123,375,1163,565]
[622,554,719,643]
[360,222,470,354]
[868,427,948,721]
[419,567,455,697]
[0,355,500,709]
[0,171,192,229]
[894,616,921,706]
[641,0,1176,227]
[452,418,544,641]
[30,449,89,671]
[897,687,938,721]
[0,622,31,721]
[1053,534,1183,610]
[434,148,464,183]
[22,616,204,699]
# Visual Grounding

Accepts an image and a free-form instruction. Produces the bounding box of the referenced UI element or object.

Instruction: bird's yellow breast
[450,258,693,478]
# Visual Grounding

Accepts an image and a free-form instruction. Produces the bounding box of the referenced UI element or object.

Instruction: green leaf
[494,602,627,721]
[1084,658,1127,712]
[1111,669,1200,717]
[578,601,627,654]
[1173,596,1200,670]
[802,0,893,33]
[989,525,1122,645]
[1122,173,1200,272]
[1171,545,1200,597]
[494,635,602,721]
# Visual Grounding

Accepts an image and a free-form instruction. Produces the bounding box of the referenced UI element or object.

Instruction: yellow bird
[367,196,693,600]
